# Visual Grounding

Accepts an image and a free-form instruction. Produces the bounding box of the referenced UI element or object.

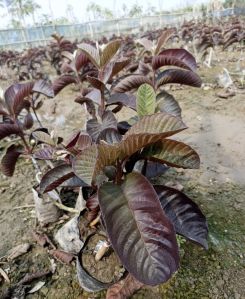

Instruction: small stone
[203,86,211,91]
[216,279,224,287]
[234,292,241,299]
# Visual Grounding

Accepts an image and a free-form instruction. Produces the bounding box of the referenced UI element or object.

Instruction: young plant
[0,31,209,299]
[0,80,54,176]
[39,100,208,298]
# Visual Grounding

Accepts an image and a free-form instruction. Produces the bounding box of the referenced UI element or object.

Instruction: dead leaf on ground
[0,267,10,283]
[7,243,31,261]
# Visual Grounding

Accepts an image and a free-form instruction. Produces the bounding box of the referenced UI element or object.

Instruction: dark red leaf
[39,164,75,193]
[12,82,34,116]
[75,97,96,117]
[156,69,202,88]
[154,185,208,249]
[86,76,105,91]
[107,93,136,111]
[97,128,122,144]
[106,274,143,299]
[110,58,130,78]
[64,130,81,149]
[76,133,92,151]
[156,91,181,117]
[86,192,99,210]
[33,80,54,97]
[1,144,23,176]
[75,51,90,71]
[23,113,34,130]
[0,123,21,141]
[98,172,179,285]
[86,111,117,142]
[155,29,175,55]
[153,49,197,71]
[113,75,153,93]
[33,146,54,160]
[4,83,22,115]
[60,175,86,188]
[52,75,77,95]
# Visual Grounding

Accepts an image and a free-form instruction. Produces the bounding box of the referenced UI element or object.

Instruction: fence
[0,7,244,50]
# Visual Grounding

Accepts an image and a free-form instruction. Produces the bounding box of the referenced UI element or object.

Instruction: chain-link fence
[0,7,244,50]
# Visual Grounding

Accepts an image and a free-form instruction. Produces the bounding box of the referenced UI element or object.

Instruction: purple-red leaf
[86,111,117,142]
[12,82,34,116]
[75,97,96,117]
[33,146,54,160]
[107,93,136,111]
[154,185,208,249]
[52,75,77,95]
[106,274,143,299]
[113,75,153,93]
[23,113,34,130]
[153,49,197,71]
[78,43,100,68]
[33,80,54,98]
[155,29,175,55]
[100,40,121,67]
[4,84,22,115]
[156,69,202,88]
[143,139,200,169]
[0,124,21,141]
[86,76,105,91]
[98,172,179,285]
[97,128,122,144]
[75,51,90,71]
[76,133,92,151]
[110,58,130,78]
[39,164,75,193]
[1,144,23,176]
[156,91,181,117]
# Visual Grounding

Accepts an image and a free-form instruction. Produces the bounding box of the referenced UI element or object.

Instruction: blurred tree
[128,3,143,17]
[24,0,41,24]
[145,3,157,16]
[66,4,78,23]
[121,3,129,17]
[223,0,245,8]
[86,2,114,20]
[7,0,40,26]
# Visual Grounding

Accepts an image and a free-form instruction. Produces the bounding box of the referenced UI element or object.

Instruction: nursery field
[0,20,245,299]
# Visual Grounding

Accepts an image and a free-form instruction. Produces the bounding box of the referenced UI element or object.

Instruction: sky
[0,0,210,28]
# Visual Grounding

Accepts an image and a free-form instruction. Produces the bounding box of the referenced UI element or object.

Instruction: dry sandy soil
[0,49,245,299]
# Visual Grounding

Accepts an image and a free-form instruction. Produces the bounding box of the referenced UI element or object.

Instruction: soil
[0,48,245,298]
[81,234,124,284]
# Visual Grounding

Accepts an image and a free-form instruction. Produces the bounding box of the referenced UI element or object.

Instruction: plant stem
[101,88,105,113]
[32,107,43,127]
[141,159,148,176]
[53,202,80,213]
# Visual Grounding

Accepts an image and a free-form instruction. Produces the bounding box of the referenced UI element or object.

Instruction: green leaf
[136,83,156,118]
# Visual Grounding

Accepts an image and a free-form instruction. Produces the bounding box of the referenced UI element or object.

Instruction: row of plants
[0,16,244,82]
[0,29,209,298]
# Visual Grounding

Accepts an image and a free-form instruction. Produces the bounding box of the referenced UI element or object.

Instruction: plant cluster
[0,29,210,298]
[1,16,244,83]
